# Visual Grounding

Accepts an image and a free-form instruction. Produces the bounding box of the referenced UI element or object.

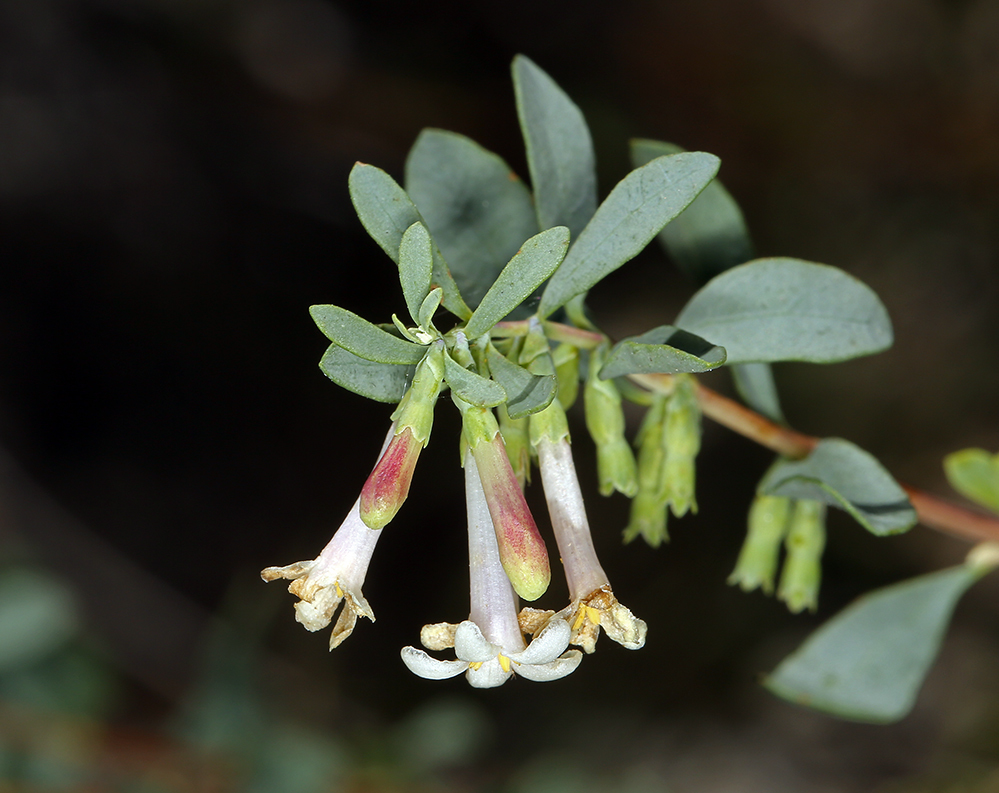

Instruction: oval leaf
[443,351,507,408]
[631,138,754,285]
[348,163,471,320]
[759,438,917,536]
[310,305,426,365]
[399,222,434,323]
[538,152,721,318]
[766,564,986,723]
[513,55,597,240]
[599,324,726,379]
[675,258,893,364]
[944,448,999,515]
[486,345,557,419]
[405,130,539,310]
[319,344,415,404]
[464,227,570,339]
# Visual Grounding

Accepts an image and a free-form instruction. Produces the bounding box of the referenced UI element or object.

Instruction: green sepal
[318,344,416,404]
[519,319,556,377]
[599,325,726,379]
[675,258,893,364]
[443,349,507,408]
[399,222,434,323]
[512,55,597,240]
[405,129,538,311]
[528,398,570,450]
[777,499,826,613]
[765,560,995,723]
[486,344,556,420]
[660,375,701,518]
[538,152,721,318]
[348,162,471,320]
[944,448,999,515]
[759,438,917,536]
[630,138,754,285]
[463,226,570,339]
[310,304,427,365]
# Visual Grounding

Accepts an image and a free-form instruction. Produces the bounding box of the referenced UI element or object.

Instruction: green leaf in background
[631,139,755,285]
[538,152,721,318]
[464,226,570,339]
[319,345,416,404]
[310,305,427,365]
[512,55,597,240]
[348,163,471,320]
[599,325,726,379]
[944,448,999,515]
[398,222,434,323]
[731,362,785,424]
[675,258,893,364]
[486,345,557,419]
[0,569,79,673]
[765,562,992,723]
[443,351,507,407]
[405,129,539,309]
[760,438,917,536]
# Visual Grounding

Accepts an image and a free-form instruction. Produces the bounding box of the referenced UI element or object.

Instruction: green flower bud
[778,499,826,613]
[728,494,793,594]
[553,343,580,410]
[661,375,701,517]
[585,345,638,497]
[623,395,669,547]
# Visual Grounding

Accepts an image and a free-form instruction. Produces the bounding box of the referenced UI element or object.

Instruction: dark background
[2,0,999,790]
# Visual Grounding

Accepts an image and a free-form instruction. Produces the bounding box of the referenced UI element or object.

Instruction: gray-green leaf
[513,55,597,240]
[348,162,471,319]
[319,344,415,403]
[944,448,999,515]
[675,258,893,364]
[399,222,434,323]
[443,351,507,408]
[765,564,987,723]
[464,226,570,339]
[538,152,721,318]
[759,438,917,536]
[405,129,539,310]
[731,362,785,424]
[599,325,726,379]
[631,139,754,285]
[310,305,427,365]
[486,345,557,419]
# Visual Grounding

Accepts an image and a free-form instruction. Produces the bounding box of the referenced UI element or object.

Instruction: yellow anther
[468,661,484,670]
[585,606,602,625]
[334,582,344,598]
[572,607,587,631]
[498,654,511,673]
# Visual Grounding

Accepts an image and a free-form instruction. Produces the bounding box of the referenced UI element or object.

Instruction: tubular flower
[400,452,581,688]
[261,425,395,648]
[532,401,647,654]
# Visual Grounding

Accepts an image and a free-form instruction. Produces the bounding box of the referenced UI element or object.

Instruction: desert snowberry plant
[264,56,999,711]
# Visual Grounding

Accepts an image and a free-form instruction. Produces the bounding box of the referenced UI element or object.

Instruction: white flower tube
[400,452,581,688]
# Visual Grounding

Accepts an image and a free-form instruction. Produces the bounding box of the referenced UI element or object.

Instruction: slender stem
[642,373,999,544]
[501,320,999,544]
